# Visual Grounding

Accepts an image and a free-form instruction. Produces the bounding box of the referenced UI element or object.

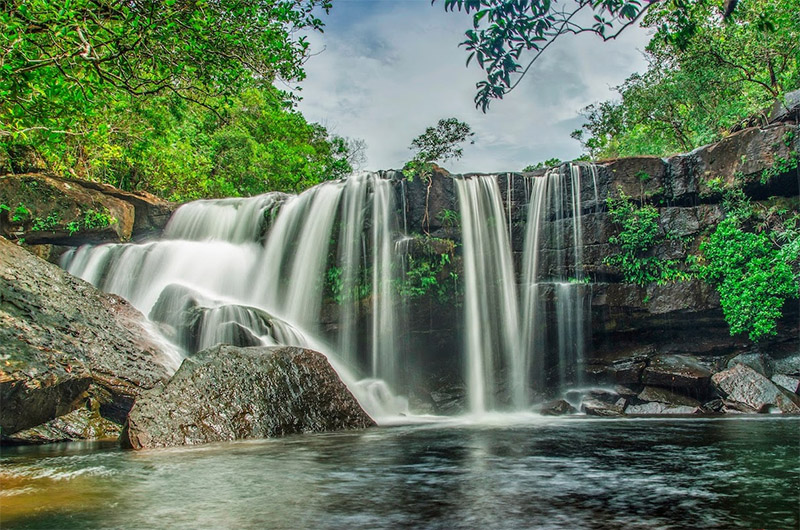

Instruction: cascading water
[63,173,408,421]
[454,164,597,412]
[62,165,597,419]
[455,176,521,413]
[519,163,597,396]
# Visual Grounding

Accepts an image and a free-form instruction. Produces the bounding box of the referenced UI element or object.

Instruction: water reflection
[1,418,798,529]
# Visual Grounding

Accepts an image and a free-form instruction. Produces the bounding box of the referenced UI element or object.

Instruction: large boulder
[711,363,800,413]
[0,237,173,438]
[123,345,376,449]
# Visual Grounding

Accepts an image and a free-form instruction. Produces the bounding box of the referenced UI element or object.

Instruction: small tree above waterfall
[403,118,474,178]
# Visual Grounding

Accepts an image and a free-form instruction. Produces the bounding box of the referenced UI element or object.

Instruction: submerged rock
[0,237,172,438]
[711,363,800,414]
[123,345,375,449]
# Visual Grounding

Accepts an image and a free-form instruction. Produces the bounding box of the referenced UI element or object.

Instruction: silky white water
[63,174,408,421]
[64,167,597,417]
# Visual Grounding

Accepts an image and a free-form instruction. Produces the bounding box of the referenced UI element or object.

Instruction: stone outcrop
[123,345,376,449]
[0,236,173,441]
[711,363,800,414]
[0,173,174,261]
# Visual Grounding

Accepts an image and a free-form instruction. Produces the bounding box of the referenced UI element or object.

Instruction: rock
[668,124,799,201]
[643,354,713,390]
[769,89,800,124]
[4,405,122,444]
[771,374,800,394]
[637,386,701,408]
[149,283,304,354]
[0,173,174,247]
[537,399,577,416]
[581,390,626,416]
[582,397,626,416]
[123,345,375,449]
[711,363,800,413]
[625,402,700,415]
[773,354,800,376]
[429,383,467,416]
[726,352,774,377]
[0,237,172,436]
[607,359,646,385]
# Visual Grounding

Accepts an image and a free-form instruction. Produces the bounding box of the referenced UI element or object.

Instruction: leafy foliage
[522,158,562,171]
[699,218,799,341]
[604,189,690,286]
[572,0,800,158]
[1,0,330,137]
[435,0,712,111]
[697,183,800,341]
[2,87,360,201]
[0,0,361,200]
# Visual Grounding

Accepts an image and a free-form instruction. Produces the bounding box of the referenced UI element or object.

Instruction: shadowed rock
[0,237,172,438]
[123,345,375,449]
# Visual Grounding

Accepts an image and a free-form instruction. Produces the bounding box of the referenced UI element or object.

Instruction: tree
[572,0,799,159]
[434,0,743,111]
[1,0,331,138]
[406,117,475,171]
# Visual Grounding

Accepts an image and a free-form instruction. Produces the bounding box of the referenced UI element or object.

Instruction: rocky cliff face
[393,121,799,412]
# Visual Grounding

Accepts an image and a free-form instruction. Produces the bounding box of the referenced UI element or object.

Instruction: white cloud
[295,2,651,173]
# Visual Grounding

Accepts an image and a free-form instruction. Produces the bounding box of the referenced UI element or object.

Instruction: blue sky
[294,1,652,173]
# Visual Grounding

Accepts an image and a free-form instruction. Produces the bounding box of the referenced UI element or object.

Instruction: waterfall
[455,176,521,413]
[62,165,597,419]
[62,173,408,421]
[520,163,596,396]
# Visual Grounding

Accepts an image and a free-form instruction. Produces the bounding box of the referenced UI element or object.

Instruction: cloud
[295,2,650,173]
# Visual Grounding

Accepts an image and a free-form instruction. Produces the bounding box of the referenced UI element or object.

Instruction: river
[2,416,798,529]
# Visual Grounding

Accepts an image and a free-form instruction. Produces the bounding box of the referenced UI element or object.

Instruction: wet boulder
[711,363,800,414]
[626,386,702,415]
[149,283,304,354]
[0,237,172,437]
[580,390,626,416]
[123,345,376,449]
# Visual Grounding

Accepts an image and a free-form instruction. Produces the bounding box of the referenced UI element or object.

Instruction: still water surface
[2,416,798,529]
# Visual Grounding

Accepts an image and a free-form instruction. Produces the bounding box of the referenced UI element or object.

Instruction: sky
[293,0,653,173]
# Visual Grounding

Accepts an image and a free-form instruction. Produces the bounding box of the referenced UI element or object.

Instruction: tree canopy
[0,0,366,200]
[573,0,799,159]
[435,0,749,111]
